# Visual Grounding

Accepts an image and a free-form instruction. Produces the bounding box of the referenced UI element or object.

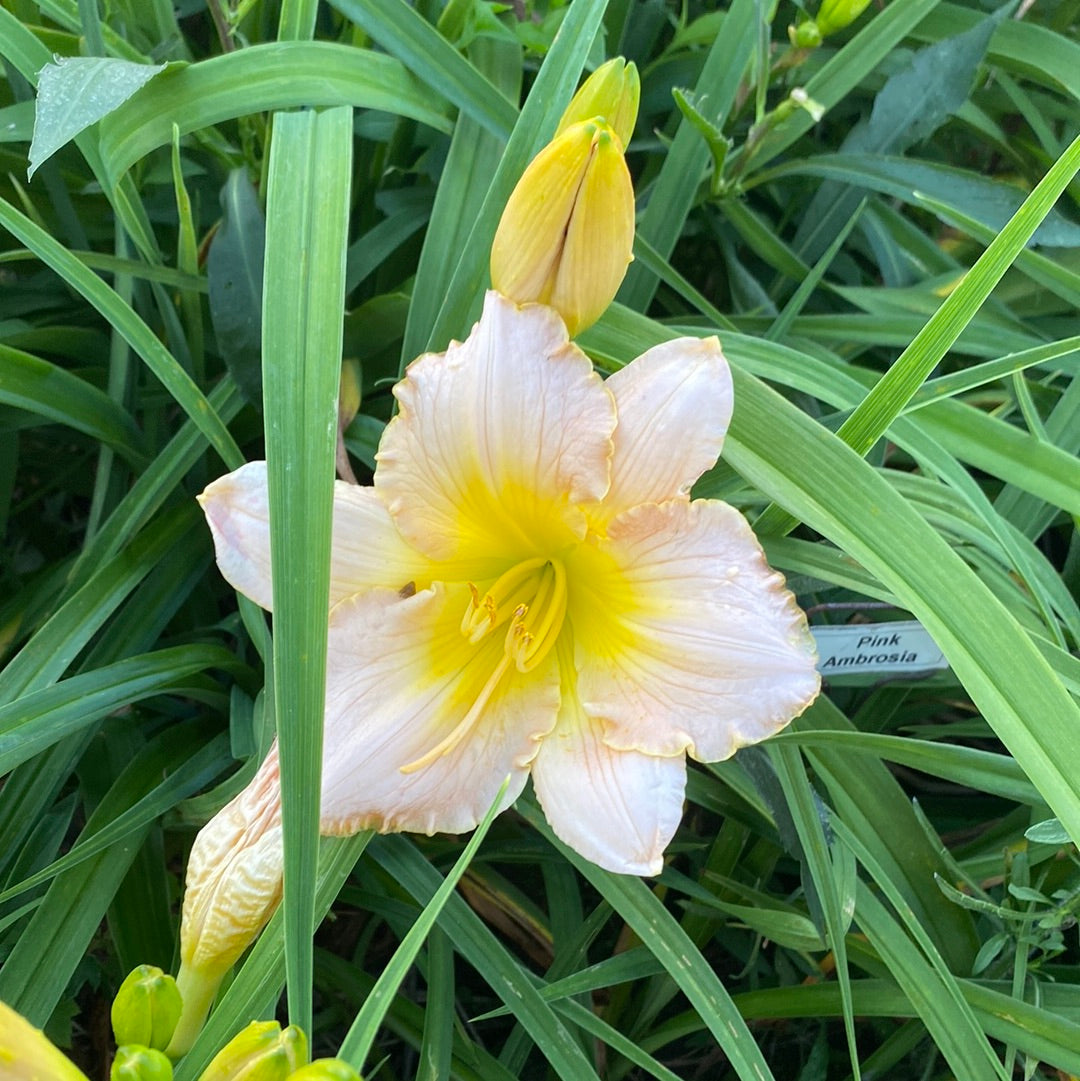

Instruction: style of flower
[199,291,819,876]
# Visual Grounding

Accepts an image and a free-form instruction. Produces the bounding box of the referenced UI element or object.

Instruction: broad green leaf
[912,2,1080,101]
[29,56,165,178]
[98,43,452,183]
[868,11,1001,151]
[207,169,265,409]
[1024,819,1070,845]
[776,731,1040,805]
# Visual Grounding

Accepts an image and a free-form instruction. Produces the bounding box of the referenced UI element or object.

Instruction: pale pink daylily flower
[172,293,820,1048]
[198,290,819,878]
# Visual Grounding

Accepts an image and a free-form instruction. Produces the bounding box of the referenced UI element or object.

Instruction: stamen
[460,556,549,643]
[505,560,568,672]
[406,558,570,775]
[399,654,512,774]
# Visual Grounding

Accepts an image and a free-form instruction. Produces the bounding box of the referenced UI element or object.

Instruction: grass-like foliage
[2,0,1080,1078]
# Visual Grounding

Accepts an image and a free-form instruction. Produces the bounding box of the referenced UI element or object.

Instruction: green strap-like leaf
[262,105,353,1039]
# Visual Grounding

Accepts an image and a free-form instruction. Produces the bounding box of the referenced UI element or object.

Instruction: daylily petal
[532,644,686,876]
[318,582,561,836]
[375,292,616,563]
[199,460,445,610]
[599,336,732,522]
[0,1000,89,1081]
[570,499,819,761]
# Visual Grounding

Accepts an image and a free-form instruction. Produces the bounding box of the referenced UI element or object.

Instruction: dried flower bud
[111,966,183,1052]
[167,748,284,1057]
[555,58,640,150]
[0,999,90,1081]
[110,1046,173,1081]
[289,1061,363,1081]
[196,1022,307,1081]
[490,119,634,336]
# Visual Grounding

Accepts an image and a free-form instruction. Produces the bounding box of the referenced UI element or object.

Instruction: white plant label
[811,621,949,676]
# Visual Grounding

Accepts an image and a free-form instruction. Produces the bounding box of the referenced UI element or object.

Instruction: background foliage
[2,0,1080,1078]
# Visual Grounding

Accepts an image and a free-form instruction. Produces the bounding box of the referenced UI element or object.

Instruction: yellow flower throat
[461,557,568,672]
[399,558,568,774]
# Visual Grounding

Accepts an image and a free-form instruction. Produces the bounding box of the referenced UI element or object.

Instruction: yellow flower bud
[490,119,634,337]
[289,1061,363,1081]
[815,0,873,36]
[110,1046,173,1081]
[167,749,284,1057]
[555,58,640,150]
[111,966,183,1052]
[0,999,90,1081]
[196,1021,307,1081]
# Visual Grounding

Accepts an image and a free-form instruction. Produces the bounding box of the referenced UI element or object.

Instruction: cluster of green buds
[490,57,640,336]
[788,0,873,48]
[0,986,361,1081]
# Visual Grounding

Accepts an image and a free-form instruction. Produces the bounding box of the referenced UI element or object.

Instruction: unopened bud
[289,1061,363,1081]
[110,1046,173,1081]
[338,358,362,433]
[490,119,634,336]
[0,999,89,1081]
[167,749,284,1057]
[787,19,823,48]
[555,58,640,150]
[111,966,183,1051]
[196,1021,307,1081]
[815,0,873,36]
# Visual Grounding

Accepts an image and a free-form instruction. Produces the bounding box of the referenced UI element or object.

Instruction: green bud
[111,966,183,1052]
[196,1021,308,1081]
[787,19,823,48]
[815,0,873,36]
[338,358,362,433]
[110,1046,173,1081]
[289,1060,363,1081]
